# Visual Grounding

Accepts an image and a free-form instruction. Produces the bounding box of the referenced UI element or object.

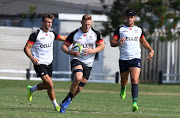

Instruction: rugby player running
[60,14,105,113]
[110,9,154,112]
[24,13,67,112]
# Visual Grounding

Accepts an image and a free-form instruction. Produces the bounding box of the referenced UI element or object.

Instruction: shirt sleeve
[140,28,145,39]
[113,28,120,39]
[65,29,78,45]
[27,30,39,45]
[27,32,36,45]
[52,31,61,40]
[96,31,103,43]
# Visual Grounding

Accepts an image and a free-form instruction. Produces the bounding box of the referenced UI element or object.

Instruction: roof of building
[0,0,114,15]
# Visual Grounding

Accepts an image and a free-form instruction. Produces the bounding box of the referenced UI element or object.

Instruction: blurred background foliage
[100,0,180,42]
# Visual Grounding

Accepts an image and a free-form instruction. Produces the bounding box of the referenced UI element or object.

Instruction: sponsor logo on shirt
[134,30,138,33]
[40,42,52,48]
[82,43,94,48]
[122,30,128,32]
[77,38,82,40]
[126,36,139,41]
[40,37,45,40]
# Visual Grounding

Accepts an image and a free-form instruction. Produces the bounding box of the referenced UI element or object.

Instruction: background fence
[140,29,180,83]
[0,26,180,83]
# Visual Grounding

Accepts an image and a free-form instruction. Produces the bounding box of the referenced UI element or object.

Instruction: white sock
[52,99,58,108]
[30,85,37,92]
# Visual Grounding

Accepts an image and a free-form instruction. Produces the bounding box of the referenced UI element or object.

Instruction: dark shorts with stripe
[34,63,53,77]
[119,58,141,73]
[71,59,92,80]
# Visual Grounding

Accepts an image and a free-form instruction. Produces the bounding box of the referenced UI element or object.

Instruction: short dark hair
[82,14,92,21]
[126,9,136,16]
[42,14,54,22]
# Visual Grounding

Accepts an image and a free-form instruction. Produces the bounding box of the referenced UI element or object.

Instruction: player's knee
[74,72,83,82]
[73,69,83,77]
[73,77,82,84]
[131,79,138,84]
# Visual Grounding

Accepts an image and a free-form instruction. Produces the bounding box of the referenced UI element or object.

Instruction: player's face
[126,16,136,27]
[81,20,92,32]
[42,18,53,31]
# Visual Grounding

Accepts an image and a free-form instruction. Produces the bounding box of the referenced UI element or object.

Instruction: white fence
[0,69,117,83]
[0,26,180,84]
[140,29,180,84]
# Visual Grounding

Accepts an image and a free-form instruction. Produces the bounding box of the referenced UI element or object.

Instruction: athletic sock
[62,97,68,104]
[30,85,37,92]
[68,92,73,99]
[62,92,73,104]
[52,99,59,108]
[131,84,138,102]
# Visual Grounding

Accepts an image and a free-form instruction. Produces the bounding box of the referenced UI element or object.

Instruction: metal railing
[0,69,119,83]
[159,71,180,84]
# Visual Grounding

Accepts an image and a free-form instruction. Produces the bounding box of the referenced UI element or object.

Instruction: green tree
[22,6,36,20]
[29,6,37,20]
[101,0,180,41]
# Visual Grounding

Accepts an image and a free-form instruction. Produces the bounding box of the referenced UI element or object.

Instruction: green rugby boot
[27,85,33,101]
[54,105,60,112]
[132,102,138,112]
[120,86,126,100]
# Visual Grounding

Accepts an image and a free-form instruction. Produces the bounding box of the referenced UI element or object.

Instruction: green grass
[0,80,180,118]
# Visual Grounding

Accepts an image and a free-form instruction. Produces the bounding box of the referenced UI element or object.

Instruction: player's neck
[41,27,49,32]
[126,23,134,27]
[80,27,90,33]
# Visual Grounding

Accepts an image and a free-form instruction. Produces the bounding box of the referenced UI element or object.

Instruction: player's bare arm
[56,35,67,41]
[24,42,40,65]
[140,37,154,60]
[110,37,126,47]
[61,41,80,56]
[83,40,105,56]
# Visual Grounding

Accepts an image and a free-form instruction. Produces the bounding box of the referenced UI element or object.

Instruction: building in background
[0,0,114,29]
[0,0,119,82]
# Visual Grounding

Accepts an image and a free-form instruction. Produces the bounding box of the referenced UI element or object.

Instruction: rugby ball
[72,43,82,53]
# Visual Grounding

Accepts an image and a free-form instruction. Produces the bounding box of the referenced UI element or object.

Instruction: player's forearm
[58,35,67,41]
[140,38,153,52]
[110,40,120,47]
[61,45,70,55]
[24,47,34,60]
[110,42,119,47]
[92,44,105,54]
[60,36,67,41]
[142,41,153,52]
[146,45,154,53]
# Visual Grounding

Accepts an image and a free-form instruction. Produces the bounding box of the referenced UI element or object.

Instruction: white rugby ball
[72,43,82,53]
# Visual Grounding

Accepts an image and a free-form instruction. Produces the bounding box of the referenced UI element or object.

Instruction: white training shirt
[113,25,145,60]
[27,28,60,65]
[65,27,103,67]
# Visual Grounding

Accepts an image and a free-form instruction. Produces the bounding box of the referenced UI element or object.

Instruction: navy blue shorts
[71,59,92,80]
[119,58,141,73]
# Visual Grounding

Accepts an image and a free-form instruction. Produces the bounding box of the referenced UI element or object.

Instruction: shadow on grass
[0,107,57,113]
[67,109,101,114]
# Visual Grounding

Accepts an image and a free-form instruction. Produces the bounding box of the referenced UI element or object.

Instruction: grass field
[0,80,180,118]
